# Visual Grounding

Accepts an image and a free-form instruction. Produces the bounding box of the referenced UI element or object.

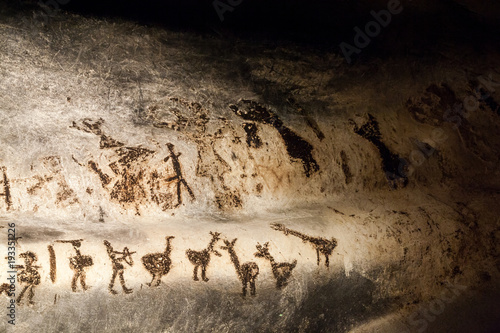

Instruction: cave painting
[54,239,94,292]
[0,227,340,303]
[0,283,11,296]
[186,232,222,282]
[104,240,136,294]
[230,99,320,177]
[350,114,408,189]
[221,238,259,297]
[26,156,79,207]
[168,97,243,210]
[71,118,195,212]
[16,251,41,305]
[142,236,174,287]
[161,143,195,208]
[0,166,12,210]
[271,223,337,268]
[255,242,297,289]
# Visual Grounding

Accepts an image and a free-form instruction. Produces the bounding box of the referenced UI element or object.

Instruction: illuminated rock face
[0,5,499,333]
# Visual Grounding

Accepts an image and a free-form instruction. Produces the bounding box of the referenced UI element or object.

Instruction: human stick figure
[103,240,136,294]
[16,251,41,305]
[54,240,94,292]
[164,143,195,208]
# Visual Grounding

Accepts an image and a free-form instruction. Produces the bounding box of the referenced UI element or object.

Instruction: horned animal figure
[142,236,174,287]
[254,242,297,289]
[271,223,337,267]
[186,232,222,282]
[221,238,259,297]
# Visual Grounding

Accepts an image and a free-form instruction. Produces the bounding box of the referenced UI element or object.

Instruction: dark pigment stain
[351,114,408,189]
[230,100,320,177]
[1,166,12,210]
[48,245,56,283]
[88,161,111,186]
[242,123,263,148]
[340,150,352,185]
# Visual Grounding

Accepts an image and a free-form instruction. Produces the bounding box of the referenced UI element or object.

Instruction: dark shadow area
[3,0,500,60]
[285,271,394,333]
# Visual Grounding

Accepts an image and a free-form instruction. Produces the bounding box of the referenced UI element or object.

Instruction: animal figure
[221,238,259,297]
[142,236,174,287]
[271,223,337,267]
[254,242,297,289]
[186,232,222,282]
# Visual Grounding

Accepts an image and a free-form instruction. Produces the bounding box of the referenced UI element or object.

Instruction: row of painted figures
[2,224,337,305]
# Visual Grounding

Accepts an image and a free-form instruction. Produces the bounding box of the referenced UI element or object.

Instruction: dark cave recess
[8,0,500,51]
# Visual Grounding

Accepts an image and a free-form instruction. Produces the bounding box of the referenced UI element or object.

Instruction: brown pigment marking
[104,240,135,294]
[142,236,174,287]
[48,245,56,283]
[186,232,222,282]
[16,251,41,305]
[109,168,146,205]
[271,223,337,268]
[88,160,111,186]
[98,207,106,223]
[26,175,53,195]
[1,166,12,210]
[163,143,195,208]
[116,147,155,166]
[351,114,408,189]
[0,283,12,296]
[55,240,93,292]
[221,238,259,297]
[215,191,242,210]
[70,118,105,135]
[100,134,124,149]
[86,188,93,194]
[256,183,263,194]
[340,150,352,185]
[230,100,319,177]
[56,181,79,205]
[254,242,297,289]
[242,123,263,148]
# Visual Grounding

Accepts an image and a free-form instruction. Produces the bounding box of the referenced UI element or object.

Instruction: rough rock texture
[0,2,499,332]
